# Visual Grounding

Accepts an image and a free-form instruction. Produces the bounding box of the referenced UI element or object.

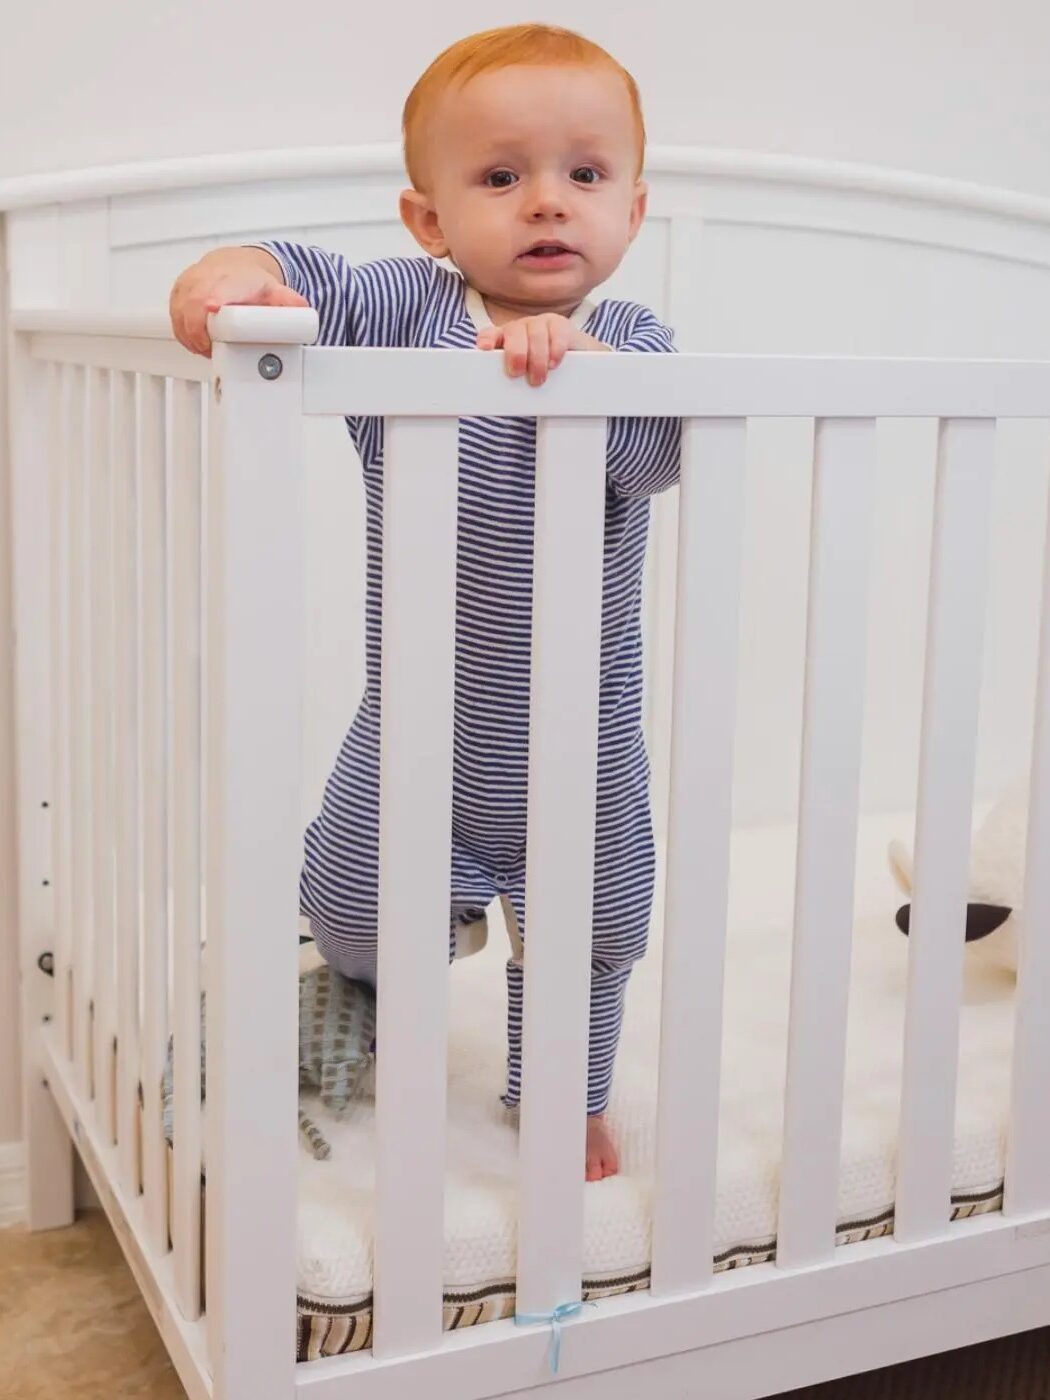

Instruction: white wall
[1,0,1050,198]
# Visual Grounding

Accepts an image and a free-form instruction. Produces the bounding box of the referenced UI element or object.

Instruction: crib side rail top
[9,307,1050,1399]
[14,304,1050,415]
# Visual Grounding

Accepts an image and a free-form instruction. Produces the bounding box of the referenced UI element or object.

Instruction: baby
[170,23,681,1181]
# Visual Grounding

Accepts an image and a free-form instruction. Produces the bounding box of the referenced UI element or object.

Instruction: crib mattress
[293,808,1014,1360]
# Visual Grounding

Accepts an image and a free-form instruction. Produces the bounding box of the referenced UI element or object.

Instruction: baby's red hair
[402,24,646,190]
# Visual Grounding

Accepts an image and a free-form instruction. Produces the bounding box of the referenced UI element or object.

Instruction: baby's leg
[301,796,492,985]
[498,788,655,1179]
[498,891,624,1183]
[588,797,655,1110]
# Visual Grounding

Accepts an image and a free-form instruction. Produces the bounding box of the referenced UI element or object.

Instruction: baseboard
[0,1140,25,1227]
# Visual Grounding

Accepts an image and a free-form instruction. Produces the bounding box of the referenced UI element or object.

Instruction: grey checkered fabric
[162,965,376,1162]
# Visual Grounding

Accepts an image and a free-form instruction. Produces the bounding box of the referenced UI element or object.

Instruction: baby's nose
[529,203,567,221]
[526,180,568,220]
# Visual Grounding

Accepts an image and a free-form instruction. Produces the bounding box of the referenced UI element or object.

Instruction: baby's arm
[169,245,308,356]
[605,306,682,498]
[474,305,682,496]
[170,240,436,356]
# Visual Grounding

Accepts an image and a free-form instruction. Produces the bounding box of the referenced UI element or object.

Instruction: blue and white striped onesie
[256,242,681,1116]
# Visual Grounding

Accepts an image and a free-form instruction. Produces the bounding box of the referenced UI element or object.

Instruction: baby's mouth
[517,241,579,267]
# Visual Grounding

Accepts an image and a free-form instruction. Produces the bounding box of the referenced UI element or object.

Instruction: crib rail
[10,307,315,1400]
[10,308,1050,1398]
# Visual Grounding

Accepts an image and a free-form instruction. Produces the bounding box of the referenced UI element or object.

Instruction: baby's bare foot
[586,1114,619,1182]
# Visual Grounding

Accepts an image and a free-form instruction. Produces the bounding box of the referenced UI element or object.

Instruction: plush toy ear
[895,903,1012,941]
[888,840,914,895]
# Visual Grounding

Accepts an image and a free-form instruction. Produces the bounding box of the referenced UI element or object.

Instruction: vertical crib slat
[204,340,304,1400]
[66,365,95,1099]
[170,380,204,1321]
[371,415,458,1360]
[89,369,117,1143]
[516,417,607,1320]
[1004,463,1050,1218]
[650,419,747,1297]
[112,370,141,1195]
[49,364,74,1060]
[139,374,171,1257]
[11,345,75,1230]
[777,418,876,1269]
[895,418,995,1244]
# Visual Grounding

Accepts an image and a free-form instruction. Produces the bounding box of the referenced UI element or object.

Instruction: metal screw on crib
[258,353,283,380]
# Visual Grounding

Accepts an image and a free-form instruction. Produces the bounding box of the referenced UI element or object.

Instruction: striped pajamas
[256,242,681,1115]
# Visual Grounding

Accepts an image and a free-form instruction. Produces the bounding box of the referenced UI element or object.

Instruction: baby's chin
[490,266,602,308]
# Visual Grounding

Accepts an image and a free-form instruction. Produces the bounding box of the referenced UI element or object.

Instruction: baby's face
[401,64,647,321]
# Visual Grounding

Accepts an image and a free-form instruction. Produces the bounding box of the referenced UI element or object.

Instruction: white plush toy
[888,778,1027,976]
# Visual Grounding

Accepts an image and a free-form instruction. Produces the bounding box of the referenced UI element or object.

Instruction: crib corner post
[6,326,75,1231]
[203,327,308,1399]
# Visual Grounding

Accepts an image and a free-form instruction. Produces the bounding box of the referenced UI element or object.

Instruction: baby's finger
[501,322,529,377]
[476,327,502,350]
[547,320,572,368]
[185,305,212,357]
[526,318,551,386]
[172,302,207,357]
[261,283,310,309]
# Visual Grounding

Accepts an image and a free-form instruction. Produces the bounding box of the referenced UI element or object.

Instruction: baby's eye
[484,169,518,188]
[571,166,601,185]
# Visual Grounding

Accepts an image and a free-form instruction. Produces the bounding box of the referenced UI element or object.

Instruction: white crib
[7,147,1050,1400]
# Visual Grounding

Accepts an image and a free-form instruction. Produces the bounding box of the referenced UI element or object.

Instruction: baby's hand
[476,314,609,387]
[169,248,309,357]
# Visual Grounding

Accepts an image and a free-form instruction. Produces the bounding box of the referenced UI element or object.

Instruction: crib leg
[9,347,75,1231]
[22,1022,75,1232]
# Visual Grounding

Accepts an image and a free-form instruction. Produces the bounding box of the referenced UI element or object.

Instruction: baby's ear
[399,188,450,260]
[627,179,648,243]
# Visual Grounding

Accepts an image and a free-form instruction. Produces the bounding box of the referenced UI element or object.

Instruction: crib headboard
[7,144,1050,826]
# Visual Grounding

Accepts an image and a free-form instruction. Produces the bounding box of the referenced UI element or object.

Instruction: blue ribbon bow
[514,1299,595,1374]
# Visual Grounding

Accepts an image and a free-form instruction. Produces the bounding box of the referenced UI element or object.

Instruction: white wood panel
[108,180,403,247]
[5,205,61,305]
[1003,458,1050,1217]
[895,418,996,1244]
[776,419,876,1270]
[651,418,747,1297]
[9,342,75,1230]
[89,368,117,1144]
[204,339,304,1400]
[111,369,142,1195]
[516,418,607,1318]
[692,221,1050,358]
[58,200,110,306]
[66,365,95,1099]
[169,378,203,1321]
[47,365,74,1060]
[295,1216,1050,1400]
[371,416,458,1360]
[138,373,171,1257]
